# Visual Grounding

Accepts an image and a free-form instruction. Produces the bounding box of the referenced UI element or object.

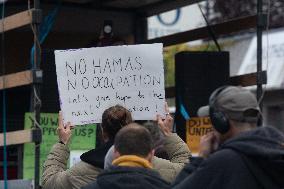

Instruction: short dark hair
[140,121,168,159]
[114,123,154,157]
[140,121,165,149]
[101,105,133,141]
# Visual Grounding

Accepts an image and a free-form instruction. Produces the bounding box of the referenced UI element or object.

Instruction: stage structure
[0,0,266,188]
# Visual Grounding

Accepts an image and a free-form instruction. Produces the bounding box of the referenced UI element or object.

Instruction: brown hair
[101,105,133,141]
[114,123,154,157]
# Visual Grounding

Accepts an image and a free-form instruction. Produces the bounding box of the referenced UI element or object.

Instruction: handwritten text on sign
[55,44,165,125]
[186,117,213,155]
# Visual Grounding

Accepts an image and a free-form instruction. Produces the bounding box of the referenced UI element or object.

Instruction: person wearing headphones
[173,85,284,189]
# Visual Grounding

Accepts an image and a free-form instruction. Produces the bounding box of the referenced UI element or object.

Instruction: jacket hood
[95,166,170,189]
[221,126,284,187]
[80,140,113,169]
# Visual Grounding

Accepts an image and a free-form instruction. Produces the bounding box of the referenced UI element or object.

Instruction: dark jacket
[80,140,113,169]
[82,166,170,189]
[173,126,284,189]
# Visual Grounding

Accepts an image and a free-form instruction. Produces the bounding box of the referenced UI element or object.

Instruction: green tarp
[23,113,96,180]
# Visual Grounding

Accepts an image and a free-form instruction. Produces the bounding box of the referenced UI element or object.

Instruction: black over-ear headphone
[209,86,230,134]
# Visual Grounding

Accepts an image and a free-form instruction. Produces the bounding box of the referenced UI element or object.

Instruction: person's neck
[219,121,256,144]
[230,121,256,138]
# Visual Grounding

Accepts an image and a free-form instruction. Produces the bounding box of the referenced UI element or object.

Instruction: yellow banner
[186,117,213,155]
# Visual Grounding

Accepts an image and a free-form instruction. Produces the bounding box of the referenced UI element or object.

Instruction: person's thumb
[65,122,71,132]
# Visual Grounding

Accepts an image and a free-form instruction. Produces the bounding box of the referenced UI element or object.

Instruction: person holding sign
[41,105,133,189]
[82,123,170,189]
[173,86,284,189]
[42,103,191,188]
[104,105,191,183]
[43,44,191,188]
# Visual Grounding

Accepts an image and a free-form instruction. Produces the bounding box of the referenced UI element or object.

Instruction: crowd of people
[42,85,284,189]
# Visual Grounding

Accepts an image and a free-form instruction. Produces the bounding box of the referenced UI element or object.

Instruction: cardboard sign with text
[186,117,213,155]
[55,43,165,125]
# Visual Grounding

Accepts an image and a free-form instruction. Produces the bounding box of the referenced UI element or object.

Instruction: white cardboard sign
[55,44,165,125]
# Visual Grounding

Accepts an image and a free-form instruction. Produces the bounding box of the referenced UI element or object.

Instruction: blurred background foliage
[163,42,226,87]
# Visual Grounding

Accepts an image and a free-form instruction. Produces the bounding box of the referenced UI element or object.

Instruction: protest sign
[23,113,96,180]
[70,150,87,167]
[55,43,165,125]
[186,117,213,155]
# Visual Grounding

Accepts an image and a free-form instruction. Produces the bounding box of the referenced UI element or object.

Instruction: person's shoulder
[69,160,102,176]
[102,165,165,181]
[106,166,170,188]
[209,148,241,161]
[152,155,185,173]
[202,148,243,169]
[152,156,178,168]
[81,181,99,189]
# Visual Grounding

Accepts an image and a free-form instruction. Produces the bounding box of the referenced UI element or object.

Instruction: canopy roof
[4,0,203,17]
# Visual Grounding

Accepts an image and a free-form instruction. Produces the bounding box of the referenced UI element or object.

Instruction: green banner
[23,112,96,180]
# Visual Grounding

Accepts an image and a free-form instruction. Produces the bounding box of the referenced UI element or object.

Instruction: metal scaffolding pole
[33,0,42,188]
[257,0,263,121]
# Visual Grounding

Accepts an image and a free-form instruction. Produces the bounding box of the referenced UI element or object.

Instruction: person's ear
[113,147,121,159]
[101,128,109,142]
[146,149,155,162]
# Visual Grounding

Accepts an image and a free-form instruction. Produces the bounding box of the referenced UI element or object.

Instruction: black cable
[257,0,271,106]
[197,3,221,52]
